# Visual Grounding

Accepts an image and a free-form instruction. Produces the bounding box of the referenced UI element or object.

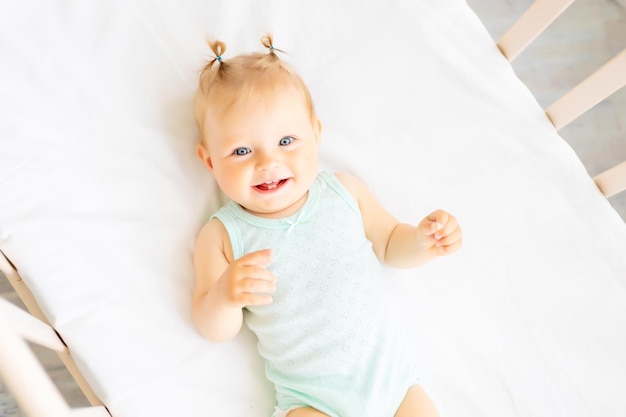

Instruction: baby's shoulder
[195,217,233,263]
[330,171,367,202]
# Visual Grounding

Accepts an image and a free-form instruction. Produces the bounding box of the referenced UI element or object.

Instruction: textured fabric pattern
[213,172,418,417]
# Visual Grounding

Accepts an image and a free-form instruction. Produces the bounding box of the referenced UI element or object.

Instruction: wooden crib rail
[1,295,66,353]
[594,161,626,198]
[497,0,626,198]
[0,298,110,417]
[0,250,108,413]
[497,0,575,62]
[546,48,626,131]
[545,48,626,197]
[0,250,48,323]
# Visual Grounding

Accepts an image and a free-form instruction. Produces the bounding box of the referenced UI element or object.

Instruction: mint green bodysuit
[212,172,418,417]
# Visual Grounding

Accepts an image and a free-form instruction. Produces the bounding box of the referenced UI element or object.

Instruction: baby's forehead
[195,67,317,146]
[208,78,310,118]
[230,72,305,100]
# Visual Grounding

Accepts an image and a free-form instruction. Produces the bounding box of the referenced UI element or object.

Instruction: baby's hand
[418,210,462,256]
[218,249,276,308]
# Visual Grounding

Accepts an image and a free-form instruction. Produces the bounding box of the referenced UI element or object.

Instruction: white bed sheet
[1,1,626,416]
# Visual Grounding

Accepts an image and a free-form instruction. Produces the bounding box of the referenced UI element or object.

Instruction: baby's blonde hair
[194,34,316,143]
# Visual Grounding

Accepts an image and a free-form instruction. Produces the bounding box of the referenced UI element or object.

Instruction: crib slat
[546,48,626,130]
[0,249,49,323]
[594,161,626,198]
[0,250,106,408]
[0,311,73,417]
[0,297,66,352]
[0,310,112,417]
[497,0,575,62]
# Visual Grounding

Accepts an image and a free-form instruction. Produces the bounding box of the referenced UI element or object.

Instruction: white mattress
[1,1,626,416]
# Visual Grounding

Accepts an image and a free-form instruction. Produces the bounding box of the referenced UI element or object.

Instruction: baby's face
[198,83,321,219]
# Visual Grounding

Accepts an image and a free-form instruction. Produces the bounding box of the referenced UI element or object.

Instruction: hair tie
[216,55,222,62]
[260,34,282,55]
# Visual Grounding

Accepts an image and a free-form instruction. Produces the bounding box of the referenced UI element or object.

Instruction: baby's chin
[244,193,310,220]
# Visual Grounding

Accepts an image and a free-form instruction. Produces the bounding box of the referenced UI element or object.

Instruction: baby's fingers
[238,277,276,306]
[240,293,274,306]
[432,215,459,240]
[434,226,463,255]
[225,257,277,307]
[236,264,276,287]
[424,210,449,236]
[239,248,273,267]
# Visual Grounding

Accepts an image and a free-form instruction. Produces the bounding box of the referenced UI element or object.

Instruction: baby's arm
[336,173,462,269]
[192,219,276,342]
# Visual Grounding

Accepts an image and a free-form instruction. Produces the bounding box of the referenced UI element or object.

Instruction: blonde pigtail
[198,39,228,93]
[261,33,284,57]
[209,40,227,63]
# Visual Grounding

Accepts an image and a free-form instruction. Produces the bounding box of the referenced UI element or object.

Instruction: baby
[192,34,462,417]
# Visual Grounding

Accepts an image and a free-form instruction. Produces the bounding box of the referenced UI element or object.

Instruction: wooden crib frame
[1,1,624,416]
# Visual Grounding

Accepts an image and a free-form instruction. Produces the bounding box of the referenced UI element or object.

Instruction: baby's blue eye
[279,137,293,146]
[234,147,251,156]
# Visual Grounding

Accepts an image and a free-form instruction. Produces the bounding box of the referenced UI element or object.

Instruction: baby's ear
[314,117,322,144]
[196,143,214,172]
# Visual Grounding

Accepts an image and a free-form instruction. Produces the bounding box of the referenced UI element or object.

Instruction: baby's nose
[256,151,279,170]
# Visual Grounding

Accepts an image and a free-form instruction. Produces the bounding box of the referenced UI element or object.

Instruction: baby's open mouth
[254,179,288,192]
